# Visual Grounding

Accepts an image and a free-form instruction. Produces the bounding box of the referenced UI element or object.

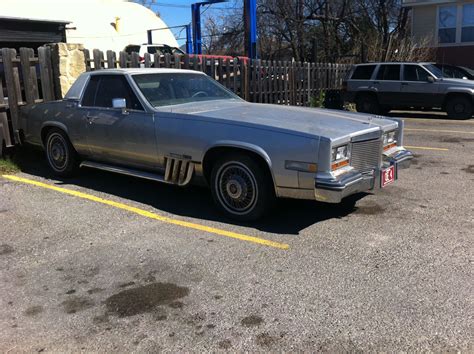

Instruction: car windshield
[133,73,240,107]
[422,64,445,78]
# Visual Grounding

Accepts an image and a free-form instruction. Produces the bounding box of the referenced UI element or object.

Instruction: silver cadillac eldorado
[19,68,413,220]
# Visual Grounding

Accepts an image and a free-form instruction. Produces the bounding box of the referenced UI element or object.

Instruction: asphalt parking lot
[1,112,473,352]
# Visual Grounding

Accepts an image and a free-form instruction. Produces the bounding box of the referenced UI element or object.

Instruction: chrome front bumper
[314,149,414,203]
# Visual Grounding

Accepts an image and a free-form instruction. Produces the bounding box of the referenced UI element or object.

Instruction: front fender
[204,140,273,168]
[446,87,474,95]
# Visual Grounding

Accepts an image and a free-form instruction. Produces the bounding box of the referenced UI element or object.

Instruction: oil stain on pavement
[105,282,190,317]
[62,296,94,314]
[462,165,474,174]
[0,244,14,255]
[241,315,264,327]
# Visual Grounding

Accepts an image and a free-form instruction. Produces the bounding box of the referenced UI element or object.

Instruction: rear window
[125,45,140,54]
[351,65,376,80]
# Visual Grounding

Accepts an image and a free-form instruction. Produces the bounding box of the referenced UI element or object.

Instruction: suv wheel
[446,96,473,119]
[210,154,275,221]
[356,94,380,114]
[45,128,79,177]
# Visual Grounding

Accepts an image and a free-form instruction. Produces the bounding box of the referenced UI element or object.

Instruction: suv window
[125,45,140,54]
[404,65,430,81]
[351,65,376,80]
[376,65,401,81]
[82,75,143,110]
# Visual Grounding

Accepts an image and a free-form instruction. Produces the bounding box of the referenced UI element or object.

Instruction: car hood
[438,78,474,86]
[166,100,398,140]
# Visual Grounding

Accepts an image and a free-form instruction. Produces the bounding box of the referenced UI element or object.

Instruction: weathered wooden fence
[84,49,351,106]
[0,45,352,151]
[0,47,56,149]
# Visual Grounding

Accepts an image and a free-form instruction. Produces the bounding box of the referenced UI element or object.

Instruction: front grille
[350,138,382,171]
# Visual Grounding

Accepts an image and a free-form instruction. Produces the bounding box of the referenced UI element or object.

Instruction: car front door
[401,65,440,107]
[79,74,158,170]
[372,64,402,106]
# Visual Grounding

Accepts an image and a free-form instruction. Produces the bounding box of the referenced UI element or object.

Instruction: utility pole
[191,0,226,55]
[244,0,257,59]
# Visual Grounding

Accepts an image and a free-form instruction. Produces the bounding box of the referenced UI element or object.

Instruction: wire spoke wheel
[215,161,258,215]
[47,133,69,172]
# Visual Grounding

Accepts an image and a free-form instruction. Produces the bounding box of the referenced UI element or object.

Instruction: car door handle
[85,113,96,124]
[373,81,380,84]
[401,82,409,86]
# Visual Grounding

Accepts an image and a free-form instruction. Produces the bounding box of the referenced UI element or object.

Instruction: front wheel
[45,128,79,177]
[210,154,275,221]
[446,96,473,119]
[355,94,380,114]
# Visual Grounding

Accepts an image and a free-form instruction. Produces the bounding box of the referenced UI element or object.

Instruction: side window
[404,65,430,81]
[94,75,143,110]
[351,65,376,80]
[81,76,100,106]
[450,67,467,79]
[376,65,401,81]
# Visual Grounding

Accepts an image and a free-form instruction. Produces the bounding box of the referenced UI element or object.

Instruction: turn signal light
[331,159,349,171]
[383,142,397,151]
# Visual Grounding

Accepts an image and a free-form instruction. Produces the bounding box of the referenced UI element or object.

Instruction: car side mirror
[427,76,435,83]
[112,98,126,109]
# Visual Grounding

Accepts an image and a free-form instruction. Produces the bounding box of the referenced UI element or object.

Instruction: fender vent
[164,156,194,186]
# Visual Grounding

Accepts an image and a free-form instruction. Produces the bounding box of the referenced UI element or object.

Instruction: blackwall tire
[355,94,380,114]
[45,128,79,177]
[446,96,473,120]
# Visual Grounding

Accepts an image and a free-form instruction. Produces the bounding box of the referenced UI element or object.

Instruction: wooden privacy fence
[84,49,352,106]
[0,46,56,148]
[0,45,352,151]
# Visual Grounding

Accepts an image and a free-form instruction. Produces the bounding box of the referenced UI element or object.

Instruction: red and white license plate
[381,165,395,188]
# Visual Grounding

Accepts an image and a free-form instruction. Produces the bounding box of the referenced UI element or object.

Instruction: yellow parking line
[404,145,449,151]
[2,175,289,250]
[405,128,474,134]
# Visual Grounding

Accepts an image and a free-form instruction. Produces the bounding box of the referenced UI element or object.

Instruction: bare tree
[136,0,422,63]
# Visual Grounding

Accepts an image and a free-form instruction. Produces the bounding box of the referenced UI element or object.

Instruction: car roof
[86,68,205,76]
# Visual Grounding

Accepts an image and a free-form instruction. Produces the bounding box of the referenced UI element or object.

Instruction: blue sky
[146,1,239,45]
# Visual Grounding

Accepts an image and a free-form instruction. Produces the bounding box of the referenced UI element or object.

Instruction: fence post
[131,52,140,68]
[93,49,103,70]
[307,62,311,106]
[106,50,116,69]
[2,48,21,143]
[119,51,127,68]
[0,58,12,149]
[20,47,36,104]
[38,46,55,101]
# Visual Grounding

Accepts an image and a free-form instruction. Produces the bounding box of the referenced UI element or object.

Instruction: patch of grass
[310,90,326,108]
[0,157,20,174]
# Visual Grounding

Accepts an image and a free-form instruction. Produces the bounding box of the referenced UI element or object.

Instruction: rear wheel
[45,128,79,177]
[210,154,275,221]
[356,94,380,114]
[446,96,473,119]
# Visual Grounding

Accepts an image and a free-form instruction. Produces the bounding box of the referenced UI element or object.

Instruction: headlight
[331,144,350,170]
[383,131,397,145]
[383,131,398,151]
[332,144,349,161]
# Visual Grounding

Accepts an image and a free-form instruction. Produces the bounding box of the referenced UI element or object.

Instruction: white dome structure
[1,0,178,53]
